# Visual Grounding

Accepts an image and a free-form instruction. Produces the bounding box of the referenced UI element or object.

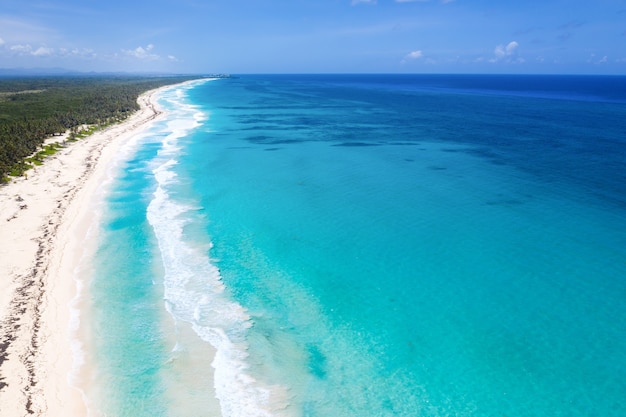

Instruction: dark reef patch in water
[332,142,381,147]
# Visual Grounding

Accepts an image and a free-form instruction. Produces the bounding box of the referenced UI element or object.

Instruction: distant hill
[0,68,84,77]
[0,68,211,78]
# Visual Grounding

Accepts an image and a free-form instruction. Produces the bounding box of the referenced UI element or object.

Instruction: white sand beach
[0,86,175,416]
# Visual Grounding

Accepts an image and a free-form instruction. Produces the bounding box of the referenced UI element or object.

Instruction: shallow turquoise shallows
[90,75,626,417]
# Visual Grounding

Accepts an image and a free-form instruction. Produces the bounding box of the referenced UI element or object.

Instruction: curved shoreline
[0,85,176,416]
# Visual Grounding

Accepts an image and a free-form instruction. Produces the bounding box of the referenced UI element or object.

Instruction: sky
[1,0,625,74]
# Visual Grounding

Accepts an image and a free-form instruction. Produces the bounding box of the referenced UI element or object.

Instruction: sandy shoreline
[0,84,178,416]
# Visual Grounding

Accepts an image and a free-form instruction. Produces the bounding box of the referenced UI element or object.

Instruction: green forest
[0,75,199,182]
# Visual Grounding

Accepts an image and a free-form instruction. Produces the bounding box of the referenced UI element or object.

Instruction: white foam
[146,82,294,417]
[58,80,217,417]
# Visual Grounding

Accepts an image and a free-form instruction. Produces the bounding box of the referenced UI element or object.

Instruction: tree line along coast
[0,75,201,182]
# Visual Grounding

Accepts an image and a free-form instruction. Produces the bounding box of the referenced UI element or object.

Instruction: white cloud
[587,54,609,65]
[58,47,96,58]
[32,46,53,56]
[123,44,159,60]
[0,32,176,70]
[490,41,523,63]
[10,44,32,54]
[406,50,423,59]
[588,53,609,64]
[494,41,518,59]
[6,43,57,57]
[401,50,425,64]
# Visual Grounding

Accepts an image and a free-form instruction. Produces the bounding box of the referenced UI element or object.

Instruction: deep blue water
[89,74,626,417]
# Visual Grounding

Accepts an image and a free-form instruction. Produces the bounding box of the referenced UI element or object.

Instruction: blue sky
[1,0,625,74]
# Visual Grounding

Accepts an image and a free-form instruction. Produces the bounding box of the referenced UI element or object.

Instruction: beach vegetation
[0,75,199,183]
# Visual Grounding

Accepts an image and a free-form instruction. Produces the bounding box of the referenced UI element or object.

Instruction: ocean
[84,74,626,416]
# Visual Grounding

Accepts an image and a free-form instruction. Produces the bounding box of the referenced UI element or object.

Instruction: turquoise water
[89,75,626,416]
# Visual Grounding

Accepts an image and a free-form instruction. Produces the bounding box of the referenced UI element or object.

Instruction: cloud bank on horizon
[0,0,624,74]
